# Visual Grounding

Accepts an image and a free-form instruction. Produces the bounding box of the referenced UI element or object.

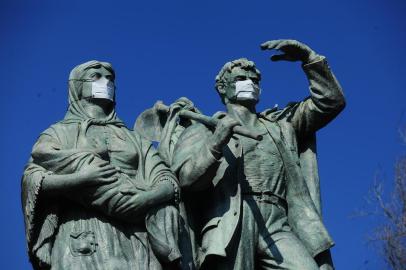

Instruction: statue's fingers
[97,160,111,167]
[104,176,118,183]
[274,40,302,51]
[273,40,294,50]
[100,168,118,178]
[260,40,283,50]
[120,189,138,195]
[112,195,128,210]
[115,198,132,213]
[85,156,96,165]
[176,97,192,106]
[119,183,140,195]
[100,164,116,172]
[114,195,130,210]
[118,201,138,215]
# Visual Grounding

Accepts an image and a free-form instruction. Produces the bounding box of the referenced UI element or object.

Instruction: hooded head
[65,60,120,123]
[68,60,115,103]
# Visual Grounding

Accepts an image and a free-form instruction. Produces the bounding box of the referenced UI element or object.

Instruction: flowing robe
[22,60,180,270]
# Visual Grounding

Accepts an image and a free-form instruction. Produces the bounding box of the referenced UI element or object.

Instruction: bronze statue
[22,61,181,270]
[167,39,345,270]
[23,38,346,270]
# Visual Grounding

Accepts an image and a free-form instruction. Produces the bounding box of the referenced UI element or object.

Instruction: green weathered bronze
[23,39,345,270]
[145,39,345,270]
[22,61,182,270]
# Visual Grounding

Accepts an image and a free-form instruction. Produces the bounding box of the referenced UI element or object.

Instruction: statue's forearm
[303,56,345,110]
[146,181,175,207]
[179,142,220,191]
[291,57,346,136]
[41,172,84,195]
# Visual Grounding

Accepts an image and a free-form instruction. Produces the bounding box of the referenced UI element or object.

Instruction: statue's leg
[145,205,182,266]
[201,198,258,270]
[257,230,319,270]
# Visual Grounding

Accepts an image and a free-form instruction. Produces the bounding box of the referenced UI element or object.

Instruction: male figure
[172,39,345,269]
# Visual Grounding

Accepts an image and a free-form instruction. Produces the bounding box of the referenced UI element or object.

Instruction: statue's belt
[242,191,287,209]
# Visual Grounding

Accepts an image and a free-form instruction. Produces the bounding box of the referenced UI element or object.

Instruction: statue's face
[222,66,260,105]
[81,66,115,102]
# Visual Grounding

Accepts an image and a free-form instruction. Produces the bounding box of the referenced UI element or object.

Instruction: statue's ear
[217,84,226,94]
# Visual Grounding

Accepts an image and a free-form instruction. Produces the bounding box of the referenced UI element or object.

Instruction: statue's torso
[239,122,286,198]
[86,125,139,177]
[51,123,161,270]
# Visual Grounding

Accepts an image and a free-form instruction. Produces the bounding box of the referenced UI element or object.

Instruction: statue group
[22,40,345,270]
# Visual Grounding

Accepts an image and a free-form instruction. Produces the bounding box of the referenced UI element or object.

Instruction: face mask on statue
[91,77,115,101]
[234,79,261,101]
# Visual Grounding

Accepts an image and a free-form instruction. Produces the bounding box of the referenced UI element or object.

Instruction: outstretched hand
[260,39,318,63]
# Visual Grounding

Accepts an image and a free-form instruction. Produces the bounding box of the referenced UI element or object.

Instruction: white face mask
[91,77,115,101]
[234,79,260,101]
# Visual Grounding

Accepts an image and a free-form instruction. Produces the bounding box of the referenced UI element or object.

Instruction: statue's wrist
[74,171,91,188]
[150,179,177,205]
[303,50,319,64]
[141,191,156,207]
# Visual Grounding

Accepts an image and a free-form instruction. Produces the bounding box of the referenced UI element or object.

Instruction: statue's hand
[77,160,120,187]
[210,113,240,154]
[260,39,318,63]
[113,191,152,217]
[171,97,195,111]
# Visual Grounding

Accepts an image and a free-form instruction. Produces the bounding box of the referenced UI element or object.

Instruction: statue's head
[68,60,116,106]
[215,58,261,105]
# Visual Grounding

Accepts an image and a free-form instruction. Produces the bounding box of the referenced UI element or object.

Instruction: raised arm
[261,39,346,137]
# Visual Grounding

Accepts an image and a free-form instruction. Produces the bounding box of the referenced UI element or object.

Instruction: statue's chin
[90,98,114,107]
[86,98,115,115]
[233,97,259,107]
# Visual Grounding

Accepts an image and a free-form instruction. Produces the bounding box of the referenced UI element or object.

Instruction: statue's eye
[235,76,246,82]
[91,73,101,80]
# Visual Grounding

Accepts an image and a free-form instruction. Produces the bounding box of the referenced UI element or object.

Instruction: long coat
[171,57,346,267]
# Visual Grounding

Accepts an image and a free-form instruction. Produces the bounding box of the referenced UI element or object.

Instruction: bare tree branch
[361,127,406,270]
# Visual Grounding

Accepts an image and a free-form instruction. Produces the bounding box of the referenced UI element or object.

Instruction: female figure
[22,61,181,270]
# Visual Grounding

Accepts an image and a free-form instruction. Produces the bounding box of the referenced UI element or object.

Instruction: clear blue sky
[1,0,405,269]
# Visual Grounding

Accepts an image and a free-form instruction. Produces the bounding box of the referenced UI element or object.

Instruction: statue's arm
[289,57,346,137]
[173,122,236,191]
[40,162,119,195]
[109,136,180,220]
[30,131,130,220]
[260,39,346,137]
[27,162,144,223]
[32,133,119,195]
[177,139,221,191]
[142,139,179,205]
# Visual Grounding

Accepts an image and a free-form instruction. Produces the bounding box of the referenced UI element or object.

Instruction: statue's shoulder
[260,102,300,122]
[38,121,80,143]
